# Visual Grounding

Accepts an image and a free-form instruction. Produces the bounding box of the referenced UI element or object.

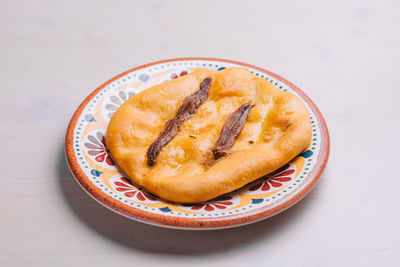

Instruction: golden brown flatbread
[106,68,311,203]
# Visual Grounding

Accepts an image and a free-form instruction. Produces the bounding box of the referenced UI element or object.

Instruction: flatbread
[106,68,311,203]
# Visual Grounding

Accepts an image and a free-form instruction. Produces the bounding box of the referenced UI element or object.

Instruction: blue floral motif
[91,169,103,177]
[300,150,313,158]
[85,114,96,122]
[159,207,172,212]
[139,74,149,82]
[251,198,264,204]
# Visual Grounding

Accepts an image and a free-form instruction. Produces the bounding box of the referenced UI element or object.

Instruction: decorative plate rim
[65,57,330,230]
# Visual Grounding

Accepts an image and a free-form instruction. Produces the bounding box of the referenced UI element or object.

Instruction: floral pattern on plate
[110,175,159,203]
[244,164,296,194]
[82,130,116,168]
[101,89,135,120]
[179,195,240,213]
[161,69,191,83]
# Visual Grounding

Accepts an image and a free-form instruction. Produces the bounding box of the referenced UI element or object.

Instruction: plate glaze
[65,58,329,229]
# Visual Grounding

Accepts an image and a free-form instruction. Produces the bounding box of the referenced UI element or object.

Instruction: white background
[1,1,399,266]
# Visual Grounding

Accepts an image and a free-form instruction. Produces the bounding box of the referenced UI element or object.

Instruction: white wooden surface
[1,1,399,266]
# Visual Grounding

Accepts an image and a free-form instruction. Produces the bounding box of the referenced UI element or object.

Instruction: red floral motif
[190,196,233,211]
[249,164,294,192]
[114,177,156,201]
[170,70,188,80]
[84,132,114,166]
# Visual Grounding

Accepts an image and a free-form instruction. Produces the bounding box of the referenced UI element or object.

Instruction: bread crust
[106,68,311,203]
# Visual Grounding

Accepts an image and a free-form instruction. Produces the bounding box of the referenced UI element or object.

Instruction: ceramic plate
[65,58,329,230]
